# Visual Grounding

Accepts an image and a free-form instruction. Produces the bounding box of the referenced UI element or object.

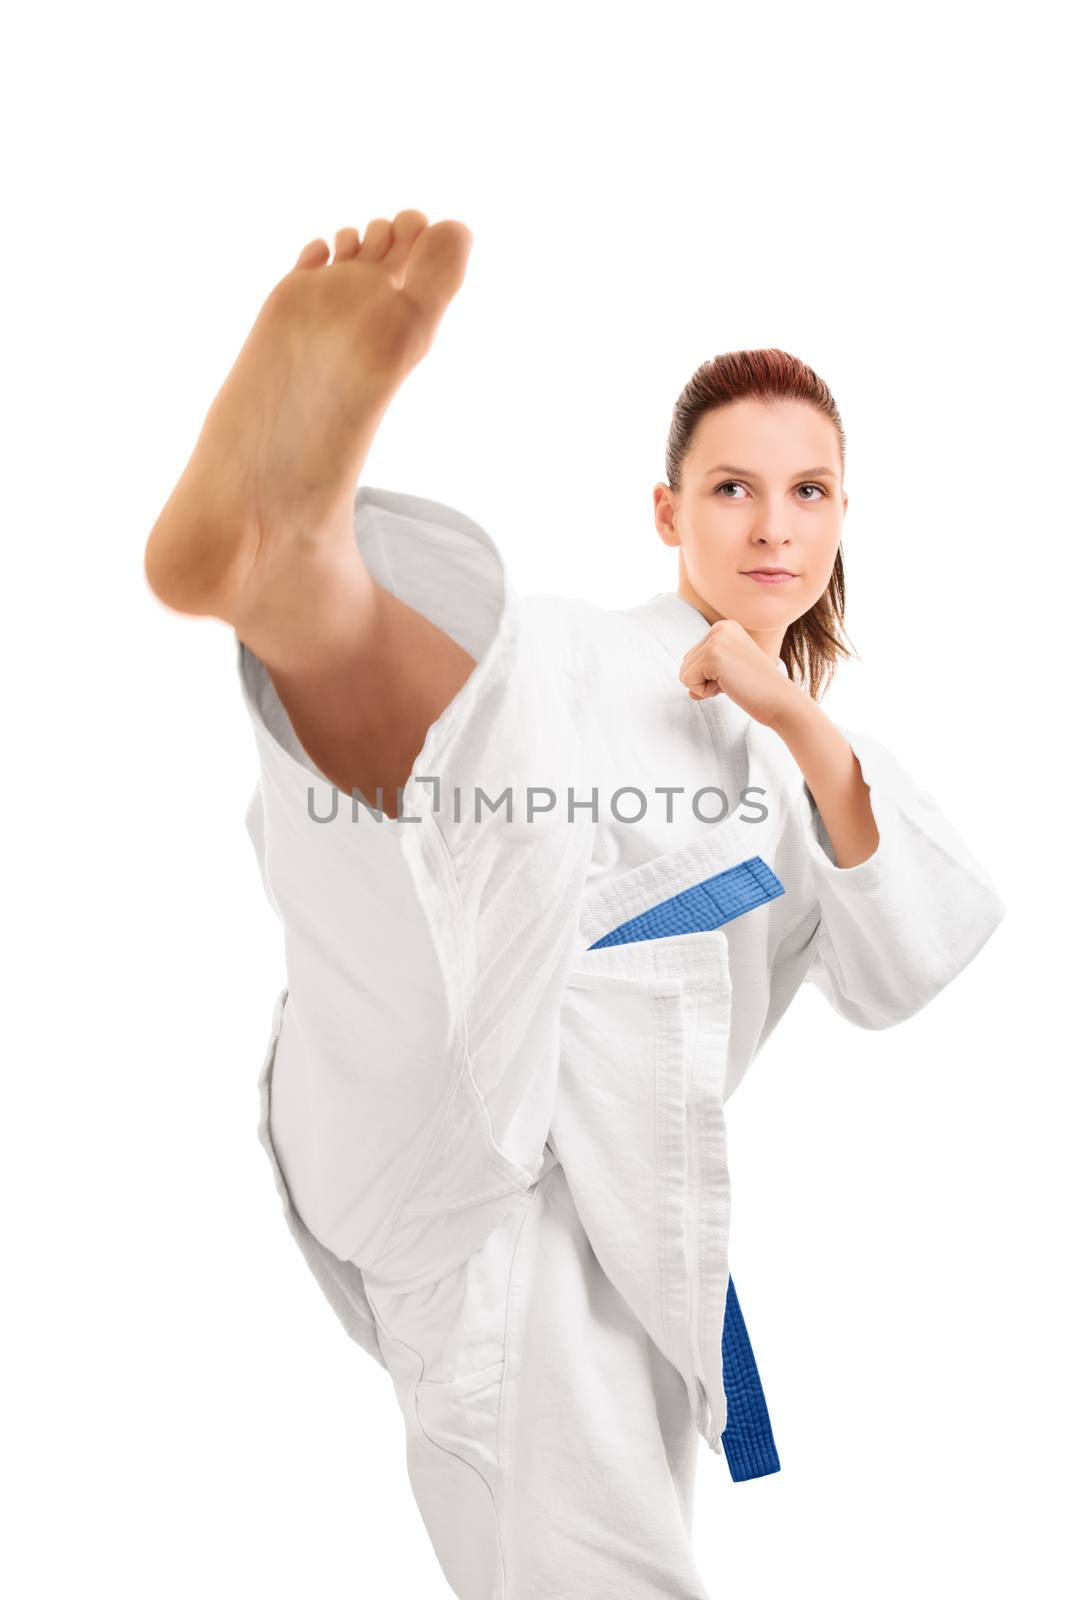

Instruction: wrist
[766,681,821,741]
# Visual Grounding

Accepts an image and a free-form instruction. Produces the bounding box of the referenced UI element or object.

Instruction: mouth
[741,568,798,584]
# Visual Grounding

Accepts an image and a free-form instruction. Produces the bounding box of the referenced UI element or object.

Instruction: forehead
[691,399,840,474]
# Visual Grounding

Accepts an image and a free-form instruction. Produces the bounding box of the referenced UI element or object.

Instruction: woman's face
[654,398,847,653]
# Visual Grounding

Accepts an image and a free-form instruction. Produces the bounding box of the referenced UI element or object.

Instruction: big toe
[402,220,474,323]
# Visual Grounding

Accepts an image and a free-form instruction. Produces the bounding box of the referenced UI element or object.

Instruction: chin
[730,594,801,624]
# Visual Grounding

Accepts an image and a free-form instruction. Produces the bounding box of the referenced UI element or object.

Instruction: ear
[653,484,681,549]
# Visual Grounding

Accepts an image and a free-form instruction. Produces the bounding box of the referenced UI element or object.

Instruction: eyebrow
[703,463,838,481]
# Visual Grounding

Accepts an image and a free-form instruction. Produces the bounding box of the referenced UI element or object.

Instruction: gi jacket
[238,484,1006,1475]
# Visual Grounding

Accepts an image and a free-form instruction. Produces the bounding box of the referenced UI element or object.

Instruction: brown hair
[664,347,858,701]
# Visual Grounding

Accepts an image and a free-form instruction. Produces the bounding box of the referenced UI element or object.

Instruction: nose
[745,504,793,546]
[751,527,792,551]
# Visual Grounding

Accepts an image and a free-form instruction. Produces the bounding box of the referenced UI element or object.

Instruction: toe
[295,238,330,269]
[358,218,393,262]
[383,210,429,270]
[402,220,474,324]
[296,238,330,267]
[332,226,361,262]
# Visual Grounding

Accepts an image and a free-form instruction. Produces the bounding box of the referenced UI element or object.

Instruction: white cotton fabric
[238,484,1005,1599]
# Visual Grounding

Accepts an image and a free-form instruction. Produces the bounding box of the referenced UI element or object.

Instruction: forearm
[769,691,880,869]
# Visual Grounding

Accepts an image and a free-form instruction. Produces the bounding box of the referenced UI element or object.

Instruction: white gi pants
[257,994,710,1600]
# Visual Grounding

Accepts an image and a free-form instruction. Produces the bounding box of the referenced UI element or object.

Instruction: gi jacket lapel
[550,803,784,1457]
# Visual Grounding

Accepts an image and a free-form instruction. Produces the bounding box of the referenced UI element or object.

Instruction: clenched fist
[678,618,804,730]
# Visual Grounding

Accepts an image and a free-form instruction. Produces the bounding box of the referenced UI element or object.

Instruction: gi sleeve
[798,725,1006,1030]
[236,483,592,1290]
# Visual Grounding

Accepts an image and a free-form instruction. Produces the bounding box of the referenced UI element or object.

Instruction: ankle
[233,543,385,678]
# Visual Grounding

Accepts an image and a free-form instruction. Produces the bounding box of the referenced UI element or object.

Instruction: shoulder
[518,590,664,668]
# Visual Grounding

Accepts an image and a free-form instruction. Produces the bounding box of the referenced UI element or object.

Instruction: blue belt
[590,855,784,1482]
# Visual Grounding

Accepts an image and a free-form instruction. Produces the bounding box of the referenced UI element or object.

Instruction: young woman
[144,211,1005,1600]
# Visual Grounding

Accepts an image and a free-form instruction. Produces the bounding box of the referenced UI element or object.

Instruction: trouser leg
[237,486,594,1292]
[364,1162,709,1600]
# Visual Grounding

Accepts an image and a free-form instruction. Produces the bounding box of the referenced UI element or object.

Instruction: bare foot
[142,211,473,647]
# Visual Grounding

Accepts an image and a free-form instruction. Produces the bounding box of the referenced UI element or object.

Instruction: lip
[741,569,798,584]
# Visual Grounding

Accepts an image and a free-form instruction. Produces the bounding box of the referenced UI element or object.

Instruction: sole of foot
[142,210,473,631]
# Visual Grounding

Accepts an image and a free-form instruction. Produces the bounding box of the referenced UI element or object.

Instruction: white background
[4,1,1063,1595]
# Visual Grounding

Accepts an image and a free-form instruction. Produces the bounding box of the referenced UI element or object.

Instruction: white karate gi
[237,484,1005,1600]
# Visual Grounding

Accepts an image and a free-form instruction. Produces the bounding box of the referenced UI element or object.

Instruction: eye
[713,479,828,501]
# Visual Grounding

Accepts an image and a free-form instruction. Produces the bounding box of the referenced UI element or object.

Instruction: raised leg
[143,210,477,813]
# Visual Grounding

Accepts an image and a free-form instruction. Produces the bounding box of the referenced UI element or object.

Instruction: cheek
[799,554,838,603]
[684,535,734,581]
[805,519,841,575]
